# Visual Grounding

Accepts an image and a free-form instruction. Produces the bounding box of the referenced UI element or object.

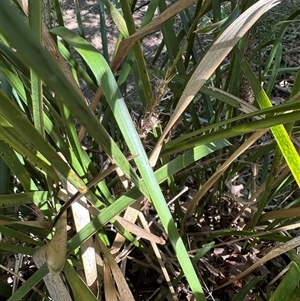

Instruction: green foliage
[0,0,299,300]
